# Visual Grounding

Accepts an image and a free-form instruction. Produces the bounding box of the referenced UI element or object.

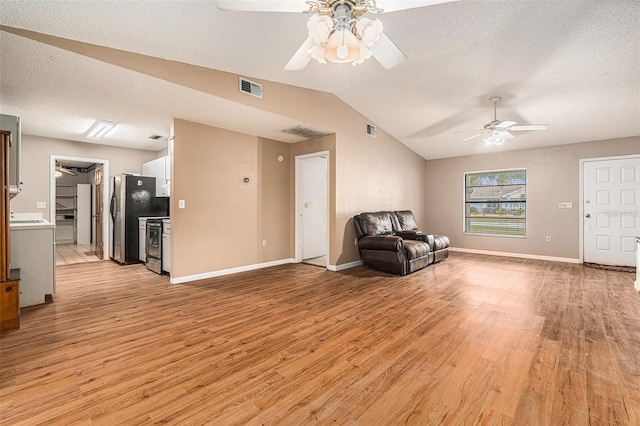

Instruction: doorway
[50,155,110,265]
[581,154,639,267]
[295,151,329,267]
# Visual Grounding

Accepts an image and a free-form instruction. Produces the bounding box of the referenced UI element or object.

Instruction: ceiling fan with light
[455,97,548,145]
[55,163,77,177]
[216,0,456,70]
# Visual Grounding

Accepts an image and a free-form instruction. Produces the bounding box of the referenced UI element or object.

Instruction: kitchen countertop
[10,212,55,230]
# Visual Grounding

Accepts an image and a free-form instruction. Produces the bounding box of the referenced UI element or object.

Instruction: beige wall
[10,31,429,269]
[10,134,157,219]
[171,119,292,278]
[425,136,640,259]
[5,30,436,272]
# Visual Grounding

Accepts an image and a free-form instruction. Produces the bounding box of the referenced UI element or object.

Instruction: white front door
[583,156,639,267]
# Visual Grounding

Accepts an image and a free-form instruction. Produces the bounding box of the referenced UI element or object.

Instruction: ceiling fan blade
[58,167,76,176]
[370,33,406,69]
[462,133,483,142]
[284,37,314,70]
[496,121,516,128]
[453,129,483,134]
[375,0,458,13]
[510,124,549,131]
[216,0,307,12]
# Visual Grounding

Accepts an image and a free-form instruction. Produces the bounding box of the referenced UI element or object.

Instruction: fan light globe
[307,15,333,44]
[325,29,360,63]
[308,43,327,64]
[356,18,383,47]
[352,44,372,65]
[484,133,505,145]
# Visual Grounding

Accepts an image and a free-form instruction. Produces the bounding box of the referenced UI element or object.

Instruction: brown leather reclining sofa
[353,210,449,275]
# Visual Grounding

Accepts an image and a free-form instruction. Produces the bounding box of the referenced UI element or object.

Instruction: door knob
[585,214,591,218]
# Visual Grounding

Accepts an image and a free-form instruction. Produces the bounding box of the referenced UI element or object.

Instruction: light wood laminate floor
[1,253,639,425]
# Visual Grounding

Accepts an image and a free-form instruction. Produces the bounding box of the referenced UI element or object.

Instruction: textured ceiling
[0,0,638,158]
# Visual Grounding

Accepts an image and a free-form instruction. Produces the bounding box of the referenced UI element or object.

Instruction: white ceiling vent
[366,123,376,137]
[282,125,329,140]
[239,77,262,99]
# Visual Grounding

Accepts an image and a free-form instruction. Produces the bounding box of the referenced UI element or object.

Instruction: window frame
[463,168,527,238]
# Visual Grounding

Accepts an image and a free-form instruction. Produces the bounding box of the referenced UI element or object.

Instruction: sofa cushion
[395,210,419,231]
[433,235,450,250]
[358,212,395,236]
[403,240,430,260]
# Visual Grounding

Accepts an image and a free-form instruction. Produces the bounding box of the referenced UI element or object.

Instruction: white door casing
[582,156,639,267]
[295,152,329,264]
[49,155,110,262]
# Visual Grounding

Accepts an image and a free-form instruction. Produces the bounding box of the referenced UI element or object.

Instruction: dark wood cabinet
[0,271,19,331]
[1,129,20,331]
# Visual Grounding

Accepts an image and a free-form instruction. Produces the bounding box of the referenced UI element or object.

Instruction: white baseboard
[170,258,295,284]
[635,279,640,292]
[449,247,580,264]
[327,260,363,272]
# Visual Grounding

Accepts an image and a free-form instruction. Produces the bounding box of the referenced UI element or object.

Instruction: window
[464,169,526,237]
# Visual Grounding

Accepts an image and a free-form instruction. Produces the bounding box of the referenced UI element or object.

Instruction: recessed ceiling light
[87,121,115,139]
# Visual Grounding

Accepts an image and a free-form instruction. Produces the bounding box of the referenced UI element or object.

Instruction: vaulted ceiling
[1,1,638,159]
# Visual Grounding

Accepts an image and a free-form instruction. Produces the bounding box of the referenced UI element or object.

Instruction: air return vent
[282,125,329,139]
[239,77,262,99]
[366,123,376,137]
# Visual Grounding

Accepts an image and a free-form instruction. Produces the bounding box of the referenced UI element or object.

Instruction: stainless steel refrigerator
[109,174,169,265]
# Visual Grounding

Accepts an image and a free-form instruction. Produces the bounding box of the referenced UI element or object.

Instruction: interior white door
[583,156,639,267]
[300,156,328,260]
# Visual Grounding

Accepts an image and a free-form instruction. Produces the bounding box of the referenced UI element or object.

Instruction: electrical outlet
[178,199,185,209]
[262,240,267,247]
[354,238,358,246]
[545,236,552,242]
[36,201,46,209]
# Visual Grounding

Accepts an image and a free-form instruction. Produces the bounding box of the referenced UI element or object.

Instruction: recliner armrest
[358,235,403,252]
[396,230,427,242]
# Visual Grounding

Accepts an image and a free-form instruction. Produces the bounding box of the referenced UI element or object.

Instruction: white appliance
[9,213,55,307]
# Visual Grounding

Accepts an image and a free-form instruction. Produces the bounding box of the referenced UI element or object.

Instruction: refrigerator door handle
[110,193,116,219]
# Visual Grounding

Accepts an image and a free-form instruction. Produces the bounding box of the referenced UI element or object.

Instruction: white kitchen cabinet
[142,156,170,197]
[10,224,55,307]
[142,161,155,177]
[162,219,170,274]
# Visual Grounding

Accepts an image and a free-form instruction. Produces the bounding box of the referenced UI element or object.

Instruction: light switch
[178,199,185,209]
[37,201,46,209]
[558,202,572,209]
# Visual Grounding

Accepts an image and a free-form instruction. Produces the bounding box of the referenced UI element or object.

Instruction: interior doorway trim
[578,153,640,264]
[295,150,330,266]
[49,155,110,260]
